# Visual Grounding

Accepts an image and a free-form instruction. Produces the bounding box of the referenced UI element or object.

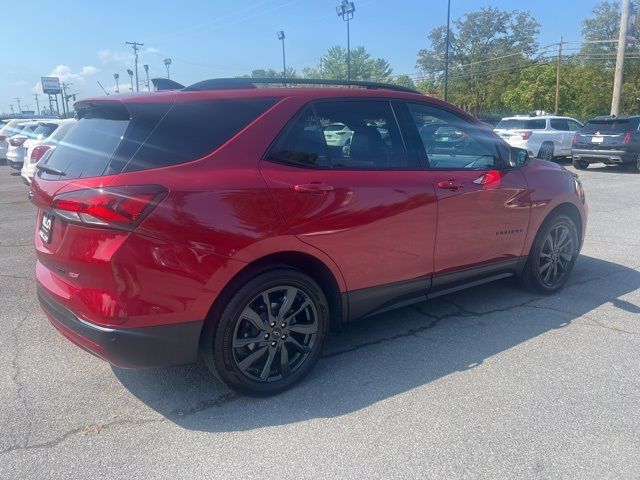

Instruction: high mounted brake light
[51,185,167,230]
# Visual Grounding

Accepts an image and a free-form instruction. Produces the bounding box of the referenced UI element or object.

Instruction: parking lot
[1,161,639,479]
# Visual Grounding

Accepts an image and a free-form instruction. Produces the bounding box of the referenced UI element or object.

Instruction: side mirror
[509,147,529,167]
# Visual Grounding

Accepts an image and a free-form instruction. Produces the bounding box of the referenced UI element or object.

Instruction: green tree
[303,46,393,81]
[391,75,417,89]
[416,7,540,115]
[243,67,299,78]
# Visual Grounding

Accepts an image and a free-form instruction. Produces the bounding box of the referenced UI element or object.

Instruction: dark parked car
[572,115,640,172]
[30,78,587,396]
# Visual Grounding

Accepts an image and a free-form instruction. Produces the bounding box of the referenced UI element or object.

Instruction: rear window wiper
[36,164,66,176]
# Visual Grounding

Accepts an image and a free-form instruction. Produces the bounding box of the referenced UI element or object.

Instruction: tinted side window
[268,101,411,170]
[314,101,409,169]
[123,98,277,173]
[407,103,499,170]
[267,106,330,168]
[550,119,570,131]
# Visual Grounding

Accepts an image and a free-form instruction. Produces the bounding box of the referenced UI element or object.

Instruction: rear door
[260,99,438,300]
[401,102,531,278]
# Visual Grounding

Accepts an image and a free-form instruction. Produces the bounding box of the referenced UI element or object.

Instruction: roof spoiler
[151,78,185,91]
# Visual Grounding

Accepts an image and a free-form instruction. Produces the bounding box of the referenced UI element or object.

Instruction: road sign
[41,77,61,95]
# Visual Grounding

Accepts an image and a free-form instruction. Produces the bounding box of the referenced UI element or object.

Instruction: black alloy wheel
[520,213,579,294]
[202,269,328,396]
[538,224,575,288]
[232,285,319,382]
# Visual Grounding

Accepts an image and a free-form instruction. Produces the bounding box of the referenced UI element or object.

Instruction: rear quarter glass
[39,98,278,180]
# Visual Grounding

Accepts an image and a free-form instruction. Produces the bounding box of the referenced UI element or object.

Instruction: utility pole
[61,83,72,115]
[114,73,120,93]
[125,41,144,92]
[554,36,563,114]
[33,93,41,116]
[9,104,14,114]
[611,0,631,116]
[14,97,22,113]
[444,0,451,102]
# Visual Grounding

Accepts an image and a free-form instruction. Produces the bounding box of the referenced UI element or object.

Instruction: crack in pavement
[0,417,163,455]
[0,274,34,282]
[0,391,239,456]
[8,315,32,450]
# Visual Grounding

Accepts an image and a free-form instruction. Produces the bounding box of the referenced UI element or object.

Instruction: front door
[401,102,531,276]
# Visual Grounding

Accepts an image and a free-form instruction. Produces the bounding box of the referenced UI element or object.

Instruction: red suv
[30,79,587,395]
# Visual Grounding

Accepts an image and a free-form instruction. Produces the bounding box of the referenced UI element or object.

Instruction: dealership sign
[41,76,61,95]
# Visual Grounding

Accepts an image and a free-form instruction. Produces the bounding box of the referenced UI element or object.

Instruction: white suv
[494,115,583,160]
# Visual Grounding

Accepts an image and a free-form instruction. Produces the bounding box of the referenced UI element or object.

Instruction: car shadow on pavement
[113,254,640,432]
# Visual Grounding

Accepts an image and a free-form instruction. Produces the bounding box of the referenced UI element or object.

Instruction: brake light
[573,133,580,144]
[30,145,51,164]
[9,136,27,147]
[0,135,5,141]
[520,131,532,140]
[51,185,167,230]
[623,132,634,144]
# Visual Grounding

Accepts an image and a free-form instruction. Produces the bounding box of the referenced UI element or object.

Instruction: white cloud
[98,48,135,65]
[145,46,163,55]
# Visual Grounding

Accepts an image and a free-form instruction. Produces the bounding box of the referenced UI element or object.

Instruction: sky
[1,0,607,115]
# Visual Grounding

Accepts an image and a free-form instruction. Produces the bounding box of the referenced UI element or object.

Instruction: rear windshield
[40,98,277,180]
[495,119,546,130]
[33,124,58,140]
[581,119,640,134]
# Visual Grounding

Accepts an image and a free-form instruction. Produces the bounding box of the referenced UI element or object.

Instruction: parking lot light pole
[336,0,356,81]
[126,69,134,91]
[113,73,120,94]
[277,31,286,80]
[164,58,172,79]
[144,64,150,91]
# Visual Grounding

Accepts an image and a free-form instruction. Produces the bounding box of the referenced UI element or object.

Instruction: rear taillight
[520,131,532,140]
[9,136,27,147]
[573,132,580,144]
[0,135,6,141]
[51,185,167,231]
[30,145,51,164]
[623,132,634,144]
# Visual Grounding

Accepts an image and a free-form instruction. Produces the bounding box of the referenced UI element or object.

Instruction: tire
[201,268,329,396]
[520,214,579,294]
[572,158,589,170]
[629,154,640,173]
[538,143,554,161]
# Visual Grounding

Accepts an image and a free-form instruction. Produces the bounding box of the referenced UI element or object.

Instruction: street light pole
[143,64,150,91]
[277,31,286,79]
[127,69,134,91]
[336,1,356,81]
[164,58,172,79]
[444,0,451,102]
[114,73,120,94]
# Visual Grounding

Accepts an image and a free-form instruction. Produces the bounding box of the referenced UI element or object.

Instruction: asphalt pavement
[1,161,639,479]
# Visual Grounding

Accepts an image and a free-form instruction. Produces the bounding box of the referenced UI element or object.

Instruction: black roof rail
[183,77,422,94]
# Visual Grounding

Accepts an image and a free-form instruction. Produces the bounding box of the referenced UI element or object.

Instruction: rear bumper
[37,287,203,368]
[572,149,636,165]
[6,158,23,170]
